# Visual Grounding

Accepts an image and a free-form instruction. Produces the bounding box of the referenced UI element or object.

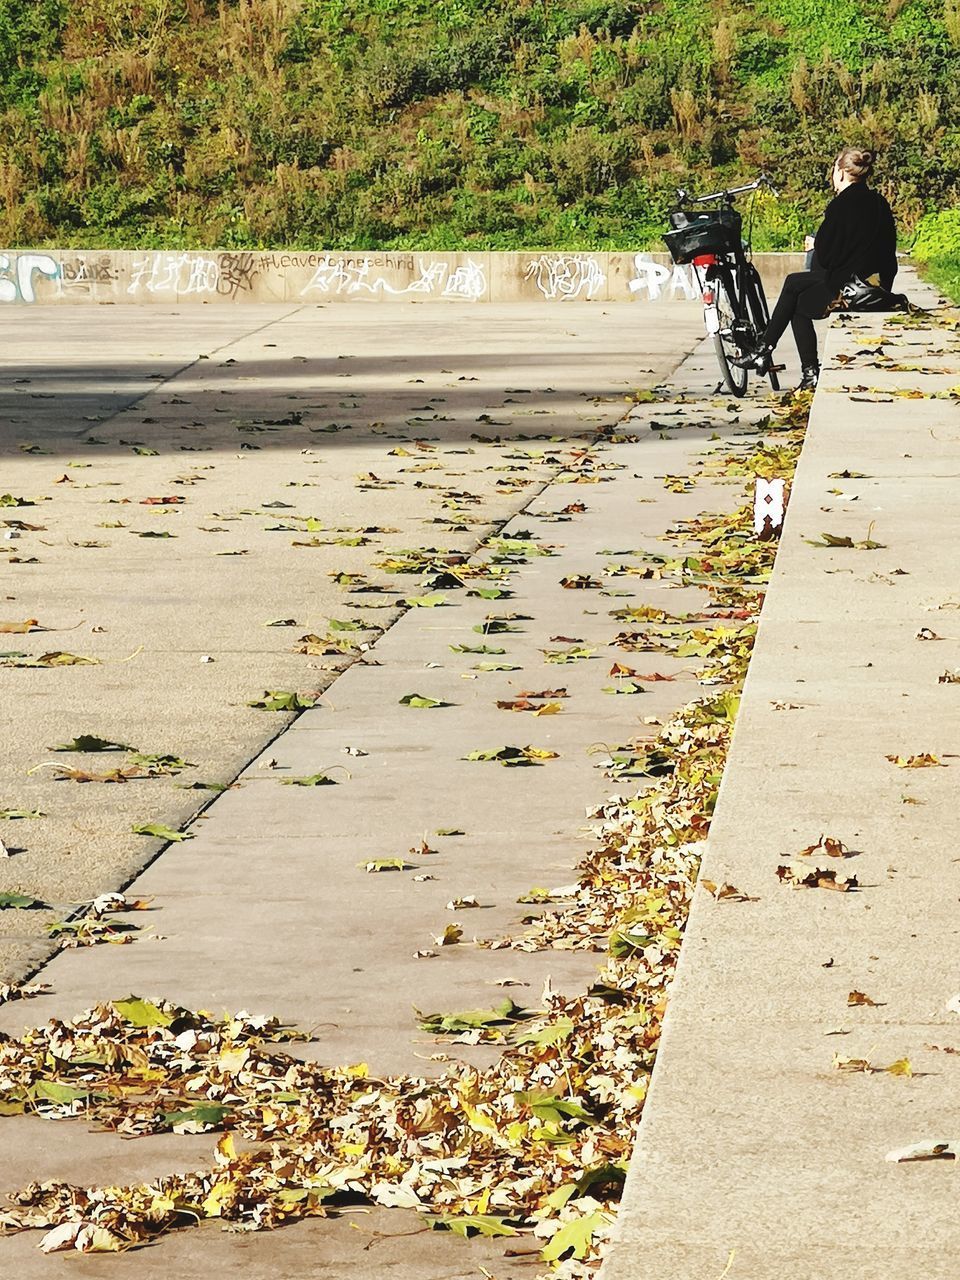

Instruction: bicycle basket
[664,209,743,264]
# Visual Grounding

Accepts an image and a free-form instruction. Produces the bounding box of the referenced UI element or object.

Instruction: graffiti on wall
[628,252,698,301]
[523,254,605,300]
[128,253,219,296]
[300,255,488,301]
[58,255,119,290]
[0,253,60,303]
[216,253,260,299]
[0,248,727,304]
[441,259,487,301]
[125,252,262,298]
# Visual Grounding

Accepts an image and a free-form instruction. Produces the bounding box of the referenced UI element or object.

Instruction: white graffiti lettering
[185,256,219,295]
[403,262,449,295]
[442,259,487,301]
[300,255,363,296]
[628,252,698,301]
[523,254,605,300]
[128,253,220,296]
[0,253,60,303]
[300,255,486,300]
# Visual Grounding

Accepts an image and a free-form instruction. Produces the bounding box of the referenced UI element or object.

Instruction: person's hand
[804,235,815,251]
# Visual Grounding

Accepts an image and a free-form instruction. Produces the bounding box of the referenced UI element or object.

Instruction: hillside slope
[0,0,957,251]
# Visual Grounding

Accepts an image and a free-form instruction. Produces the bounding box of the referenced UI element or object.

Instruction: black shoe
[797,363,820,391]
[730,342,773,372]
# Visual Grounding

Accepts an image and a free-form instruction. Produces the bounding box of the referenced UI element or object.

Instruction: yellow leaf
[215,1133,236,1165]
[218,1046,249,1075]
[461,1100,497,1134]
[202,1180,237,1217]
[83,1227,126,1253]
[886,1057,913,1077]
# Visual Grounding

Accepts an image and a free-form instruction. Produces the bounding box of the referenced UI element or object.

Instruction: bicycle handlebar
[675,173,779,205]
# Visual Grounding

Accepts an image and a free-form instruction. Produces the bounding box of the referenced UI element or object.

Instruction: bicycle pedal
[770,363,786,372]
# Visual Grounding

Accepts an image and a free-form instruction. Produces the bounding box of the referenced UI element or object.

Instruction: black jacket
[813,182,897,293]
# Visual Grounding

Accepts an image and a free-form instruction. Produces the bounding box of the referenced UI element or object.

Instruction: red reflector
[702,288,715,304]
[693,253,717,266]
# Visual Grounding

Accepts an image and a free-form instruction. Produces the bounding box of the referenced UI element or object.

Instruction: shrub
[0,0,958,250]
[911,209,960,261]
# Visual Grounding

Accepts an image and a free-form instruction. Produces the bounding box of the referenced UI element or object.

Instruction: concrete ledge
[0,249,805,306]
[602,291,960,1278]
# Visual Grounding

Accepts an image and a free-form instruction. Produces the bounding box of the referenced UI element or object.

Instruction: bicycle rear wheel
[712,270,748,397]
[744,265,780,391]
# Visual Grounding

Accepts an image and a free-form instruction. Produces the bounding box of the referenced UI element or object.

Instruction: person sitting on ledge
[733,146,897,390]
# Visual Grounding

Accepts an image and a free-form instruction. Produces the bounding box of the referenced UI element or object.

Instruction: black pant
[763,271,832,367]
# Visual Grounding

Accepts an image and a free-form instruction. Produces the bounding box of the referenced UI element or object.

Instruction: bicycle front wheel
[713,271,748,397]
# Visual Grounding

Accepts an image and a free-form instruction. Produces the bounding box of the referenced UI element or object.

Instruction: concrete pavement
[0,301,703,983]
[0,302,780,1273]
[5,271,954,1278]
[601,278,960,1278]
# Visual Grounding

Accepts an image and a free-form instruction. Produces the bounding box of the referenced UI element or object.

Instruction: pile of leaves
[0,395,809,1270]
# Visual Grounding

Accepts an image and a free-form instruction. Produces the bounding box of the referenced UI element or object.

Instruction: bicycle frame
[690,247,750,346]
[666,173,780,394]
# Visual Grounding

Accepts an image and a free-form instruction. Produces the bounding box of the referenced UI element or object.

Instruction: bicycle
[665,174,782,396]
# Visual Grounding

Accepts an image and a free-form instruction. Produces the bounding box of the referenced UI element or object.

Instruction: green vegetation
[0,0,957,252]
[912,209,960,301]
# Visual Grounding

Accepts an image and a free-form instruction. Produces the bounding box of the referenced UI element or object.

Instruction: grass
[0,0,957,250]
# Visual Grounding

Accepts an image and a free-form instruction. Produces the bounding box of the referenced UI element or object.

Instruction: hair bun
[837,146,875,180]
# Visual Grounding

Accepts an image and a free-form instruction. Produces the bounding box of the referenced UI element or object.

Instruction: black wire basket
[664,209,743,263]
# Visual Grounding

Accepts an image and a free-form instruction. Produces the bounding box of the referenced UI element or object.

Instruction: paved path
[7,276,954,1280]
[0,301,790,1273]
[0,302,702,983]
[603,278,960,1278]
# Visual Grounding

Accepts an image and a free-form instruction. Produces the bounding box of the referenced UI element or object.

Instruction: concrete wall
[0,248,806,306]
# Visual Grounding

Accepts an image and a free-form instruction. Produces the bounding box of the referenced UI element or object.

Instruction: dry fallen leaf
[885,753,945,768]
[847,990,881,1007]
[0,618,40,633]
[796,834,851,859]
[777,864,858,892]
[433,924,463,946]
[886,1139,958,1163]
[496,698,563,715]
[700,880,757,902]
[834,1055,911,1076]
[410,840,438,856]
